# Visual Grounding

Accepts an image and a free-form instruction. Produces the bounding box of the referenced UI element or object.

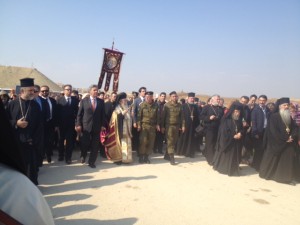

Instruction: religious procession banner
[98,48,124,92]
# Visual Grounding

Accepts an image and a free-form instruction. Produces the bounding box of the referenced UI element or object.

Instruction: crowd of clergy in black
[2,78,300,186]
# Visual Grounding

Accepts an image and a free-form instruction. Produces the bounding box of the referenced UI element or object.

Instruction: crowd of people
[2,78,300,187]
[1,77,300,224]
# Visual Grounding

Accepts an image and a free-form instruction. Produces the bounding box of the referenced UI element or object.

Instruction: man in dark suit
[76,84,106,168]
[39,85,58,163]
[33,84,45,167]
[251,94,270,171]
[57,84,79,164]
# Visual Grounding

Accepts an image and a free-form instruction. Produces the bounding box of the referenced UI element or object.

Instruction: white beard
[279,109,291,126]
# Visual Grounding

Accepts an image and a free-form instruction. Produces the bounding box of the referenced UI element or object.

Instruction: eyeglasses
[34,90,39,93]
[64,89,71,91]
[41,90,49,93]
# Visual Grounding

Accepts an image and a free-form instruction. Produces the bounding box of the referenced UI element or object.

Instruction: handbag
[195,121,206,136]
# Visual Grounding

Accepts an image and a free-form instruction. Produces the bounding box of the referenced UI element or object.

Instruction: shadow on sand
[38,151,156,224]
[55,217,138,225]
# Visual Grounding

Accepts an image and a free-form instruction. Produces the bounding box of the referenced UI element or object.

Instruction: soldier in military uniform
[161,91,185,165]
[137,91,160,163]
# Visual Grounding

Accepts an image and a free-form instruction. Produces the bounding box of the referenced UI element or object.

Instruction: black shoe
[164,153,170,161]
[114,161,122,165]
[169,154,176,165]
[58,156,64,161]
[80,157,86,164]
[66,159,72,164]
[47,156,52,163]
[139,155,144,164]
[89,164,96,168]
[144,155,150,164]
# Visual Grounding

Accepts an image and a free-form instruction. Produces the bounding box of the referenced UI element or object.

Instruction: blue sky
[0,0,299,98]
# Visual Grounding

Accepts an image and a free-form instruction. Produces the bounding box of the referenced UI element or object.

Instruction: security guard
[137,91,160,163]
[161,91,185,165]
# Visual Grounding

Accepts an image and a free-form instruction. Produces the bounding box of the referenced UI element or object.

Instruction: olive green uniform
[137,101,159,156]
[162,101,185,154]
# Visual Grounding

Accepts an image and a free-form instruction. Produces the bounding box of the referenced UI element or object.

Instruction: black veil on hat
[224,101,243,119]
[277,97,290,106]
[116,92,127,103]
[20,78,34,87]
[275,97,290,112]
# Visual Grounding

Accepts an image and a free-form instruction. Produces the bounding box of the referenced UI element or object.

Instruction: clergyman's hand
[16,117,28,128]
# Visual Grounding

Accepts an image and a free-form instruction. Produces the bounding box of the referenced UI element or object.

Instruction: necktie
[92,98,96,111]
[67,97,70,105]
[45,99,50,121]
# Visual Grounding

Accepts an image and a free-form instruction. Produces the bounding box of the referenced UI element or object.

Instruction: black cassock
[176,103,199,157]
[213,117,243,176]
[259,113,298,184]
[7,97,42,184]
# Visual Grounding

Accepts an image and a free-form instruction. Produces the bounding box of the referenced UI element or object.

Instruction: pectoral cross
[190,115,194,121]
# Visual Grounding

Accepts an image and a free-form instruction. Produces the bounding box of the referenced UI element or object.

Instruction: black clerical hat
[188,92,195,97]
[277,97,290,105]
[145,91,153,96]
[230,102,243,111]
[20,78,34,87]
[116,92,127,103]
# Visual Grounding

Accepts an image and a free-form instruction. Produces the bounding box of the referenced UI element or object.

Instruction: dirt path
[38,150,300,225]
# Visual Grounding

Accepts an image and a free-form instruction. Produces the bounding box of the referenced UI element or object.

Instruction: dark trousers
[44,122,55,158]
[80,130,100,165]
[59,125,75,161]
[36,123,44,167]
[241,132,253,162]
[252,135,264,171]
[132,126,140,154]
[204,129,218,165]
[153,131,164,153]
[20,142,38,185]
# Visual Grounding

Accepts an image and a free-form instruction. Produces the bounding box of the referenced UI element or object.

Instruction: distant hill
[0,65,62,92]
[176,92,300,106]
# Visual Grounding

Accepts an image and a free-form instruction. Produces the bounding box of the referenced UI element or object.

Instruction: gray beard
[279,109,291,126]
[231,114,239,121]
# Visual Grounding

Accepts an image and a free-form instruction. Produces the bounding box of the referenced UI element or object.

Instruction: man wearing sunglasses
[39,85,58,164]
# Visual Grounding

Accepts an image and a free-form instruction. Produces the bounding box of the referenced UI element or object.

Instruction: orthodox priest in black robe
[176,92,200,157]
[6,78,42,185]
[200,95,224,165]
[259,98,299,184]
[213,102,243,176]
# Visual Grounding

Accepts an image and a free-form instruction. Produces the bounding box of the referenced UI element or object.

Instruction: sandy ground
[38,148,300,225]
